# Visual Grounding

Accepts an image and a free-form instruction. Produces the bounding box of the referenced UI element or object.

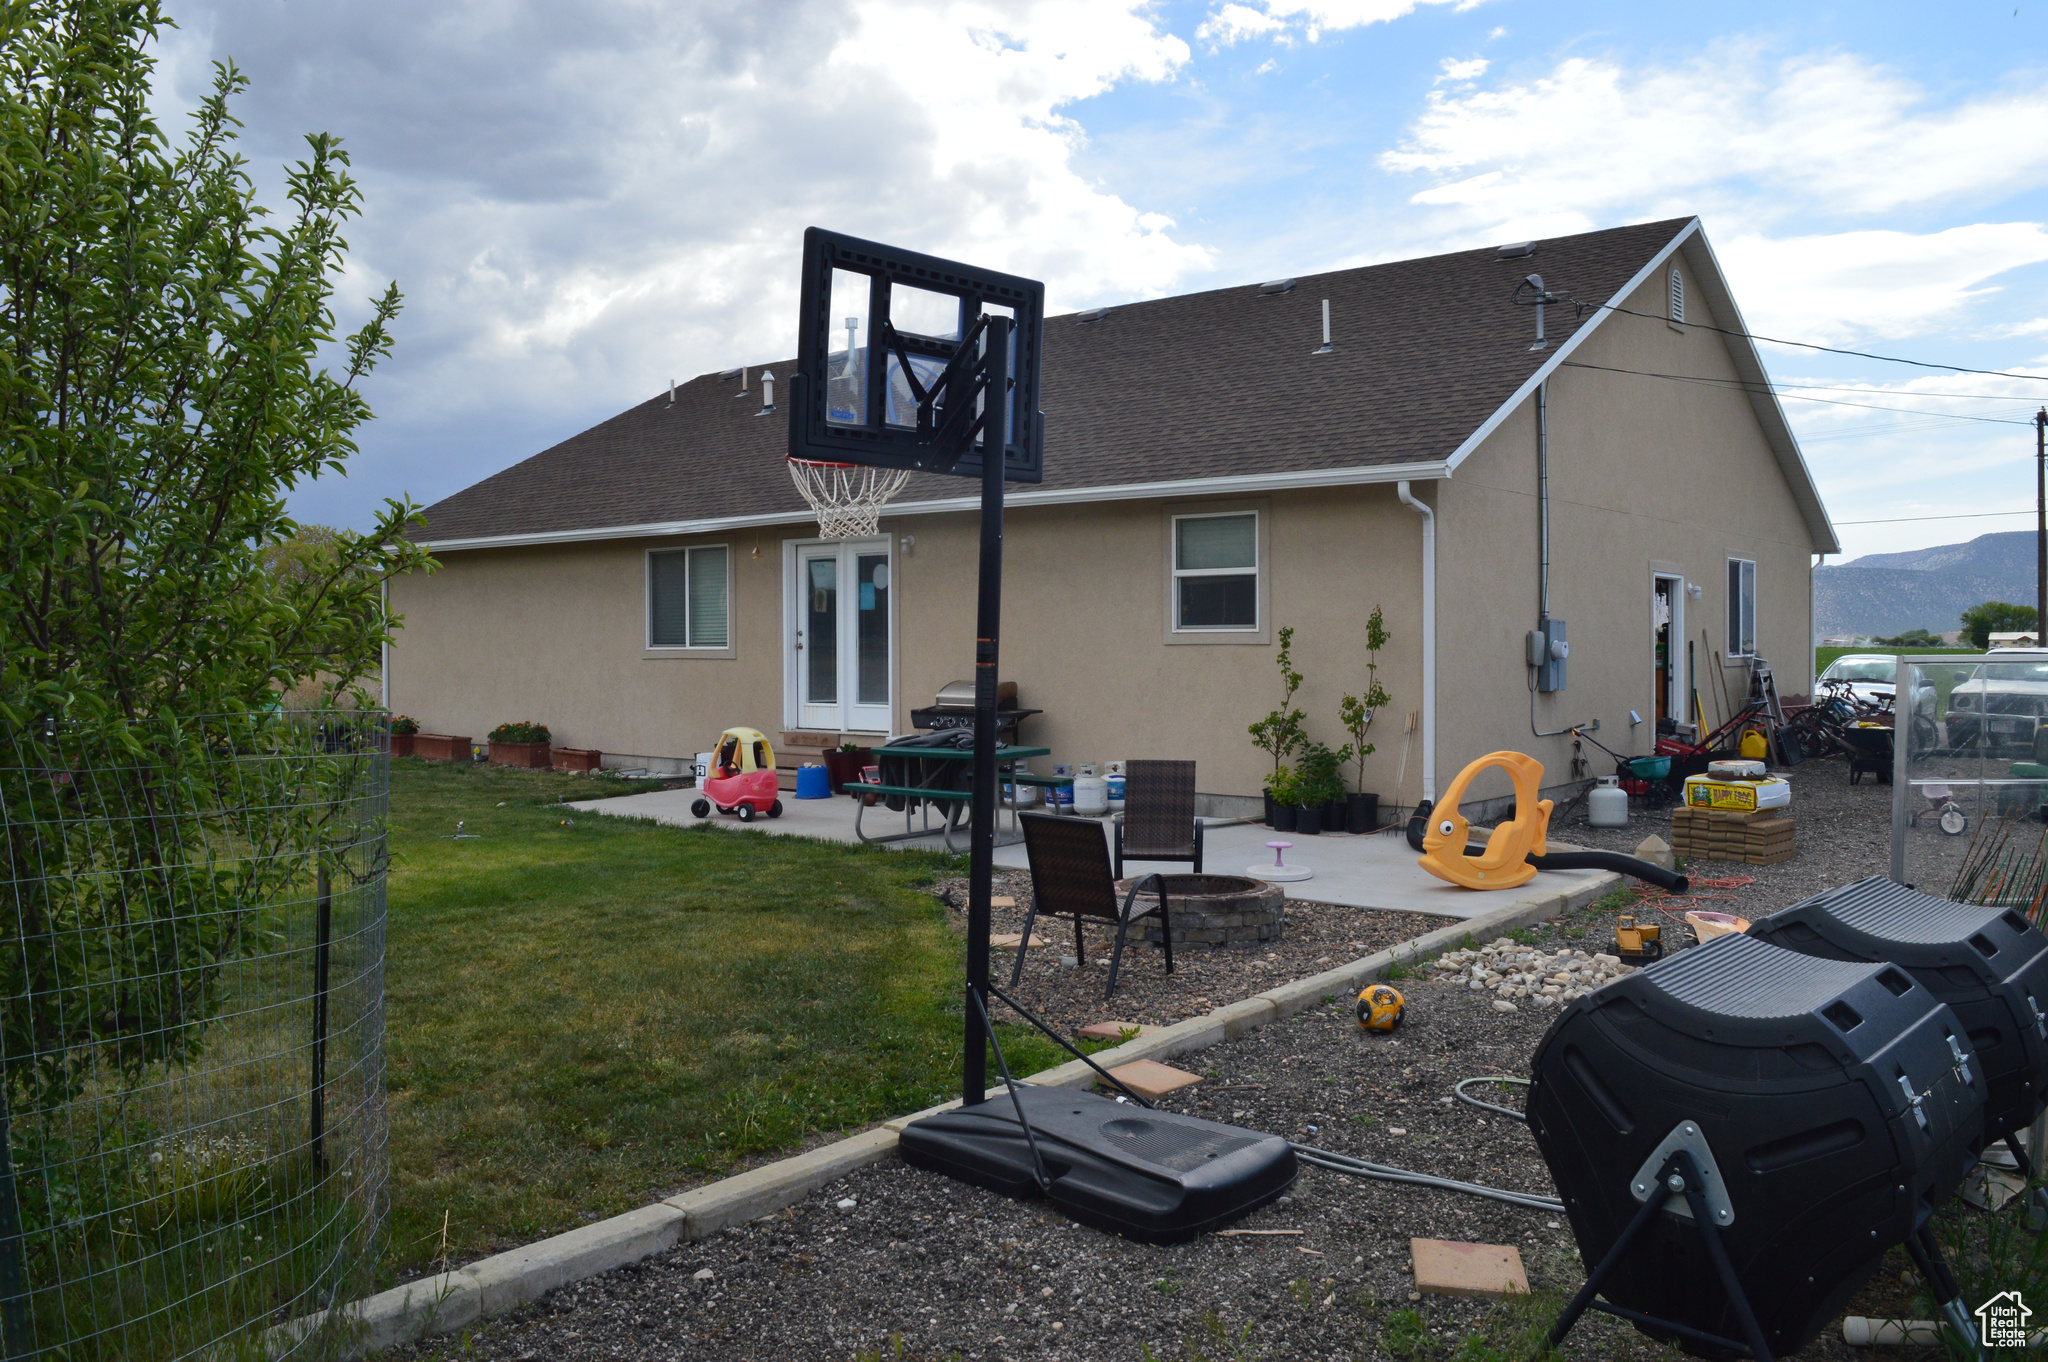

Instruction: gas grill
[909,680,1040,745]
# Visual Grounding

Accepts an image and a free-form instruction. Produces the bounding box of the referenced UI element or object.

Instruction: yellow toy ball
[1357,983,1405,1032]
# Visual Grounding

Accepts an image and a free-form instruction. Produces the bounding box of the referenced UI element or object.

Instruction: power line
[1589,300,2048,383]
[1833,510,2036,525]
[1560,360,2039,426]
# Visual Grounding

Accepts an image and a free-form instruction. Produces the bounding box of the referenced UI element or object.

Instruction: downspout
[1397,480,1436,803]
[1810,553,1823,688]
[1537,382,1550,622]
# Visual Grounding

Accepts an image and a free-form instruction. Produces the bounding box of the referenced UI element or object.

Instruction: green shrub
[488,721,551,744]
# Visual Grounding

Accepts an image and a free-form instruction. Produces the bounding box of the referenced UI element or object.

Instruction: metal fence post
[311,860,332,1173]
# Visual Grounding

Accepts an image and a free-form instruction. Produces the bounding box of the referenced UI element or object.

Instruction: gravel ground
[934,865,1456,1038]
[400,872,1931,1362]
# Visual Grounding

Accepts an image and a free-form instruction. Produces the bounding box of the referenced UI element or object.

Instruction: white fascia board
[420,459,1451,552]
[1677,230,1841,555]
[1444,219,1703,475]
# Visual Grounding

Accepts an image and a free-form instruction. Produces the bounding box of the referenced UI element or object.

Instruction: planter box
[490,740,552,769]
[822,747,871,794]
[414,734,473,763]
[389,733,416,758]
[555,747,602,774]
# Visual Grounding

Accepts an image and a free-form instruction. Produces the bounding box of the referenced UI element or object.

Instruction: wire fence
[0,711,388,1359]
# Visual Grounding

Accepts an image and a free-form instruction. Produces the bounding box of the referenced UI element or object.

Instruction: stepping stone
[990,933,1045,949]
[1078,1020,1159,1042]
[1410,1238,1529,1300]
[991,895,1017,908]
[1100,1059,1202,1100]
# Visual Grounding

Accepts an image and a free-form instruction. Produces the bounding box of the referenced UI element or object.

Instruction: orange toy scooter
[691,727,783,823]
[1418,751,1552,890]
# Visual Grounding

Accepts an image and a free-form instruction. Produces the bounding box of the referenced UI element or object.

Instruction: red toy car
[691,726,784,823]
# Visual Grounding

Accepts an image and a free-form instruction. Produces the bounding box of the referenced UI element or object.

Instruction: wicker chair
[1113,759,1204,880]
[1013,813,1173,999]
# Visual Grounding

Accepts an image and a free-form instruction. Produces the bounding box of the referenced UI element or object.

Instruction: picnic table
[852,743,1052,851]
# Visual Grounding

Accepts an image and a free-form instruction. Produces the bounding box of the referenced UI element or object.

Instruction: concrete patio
[565,786,1608,921]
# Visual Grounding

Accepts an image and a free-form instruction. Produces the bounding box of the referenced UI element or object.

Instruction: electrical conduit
[1397,480,1436,803]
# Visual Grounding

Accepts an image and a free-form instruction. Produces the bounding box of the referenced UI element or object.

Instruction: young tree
[0,1,429,1116]
[1960,602,2039,650]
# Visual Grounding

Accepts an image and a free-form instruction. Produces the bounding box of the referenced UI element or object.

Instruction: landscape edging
[290,869,1616,1357]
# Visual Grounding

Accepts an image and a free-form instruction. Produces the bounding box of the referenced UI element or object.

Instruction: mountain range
[1814,530,2036,639]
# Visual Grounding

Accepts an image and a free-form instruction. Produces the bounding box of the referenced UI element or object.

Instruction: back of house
[390,216,1836,814]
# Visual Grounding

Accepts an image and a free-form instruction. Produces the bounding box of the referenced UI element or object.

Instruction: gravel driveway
[397,782,1928,1362]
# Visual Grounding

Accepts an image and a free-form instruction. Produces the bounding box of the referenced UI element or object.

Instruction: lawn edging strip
[292,870,1615,1357]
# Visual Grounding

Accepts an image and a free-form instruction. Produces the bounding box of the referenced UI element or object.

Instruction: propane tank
[1073,766,1110,817]
[1588,776,1629,828]
[1104,760,1127,812]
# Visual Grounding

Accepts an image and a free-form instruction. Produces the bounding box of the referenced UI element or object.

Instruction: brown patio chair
[1114,759,1203,880]
[1012,813,1173,999]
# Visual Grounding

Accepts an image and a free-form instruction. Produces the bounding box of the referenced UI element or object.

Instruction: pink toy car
[691,726,784,823]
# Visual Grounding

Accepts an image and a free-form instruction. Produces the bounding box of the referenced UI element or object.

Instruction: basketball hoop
[788,457,910,540]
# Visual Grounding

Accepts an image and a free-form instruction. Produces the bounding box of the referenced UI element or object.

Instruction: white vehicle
[1817,654,1937,716]
[1945,650,2048,755]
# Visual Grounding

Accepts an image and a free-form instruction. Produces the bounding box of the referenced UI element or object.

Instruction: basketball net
[788,458,910,540]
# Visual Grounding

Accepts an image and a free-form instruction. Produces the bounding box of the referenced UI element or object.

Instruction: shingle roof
[415,218,1696,545]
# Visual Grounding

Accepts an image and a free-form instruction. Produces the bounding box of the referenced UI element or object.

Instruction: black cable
[1454,1076,1532,1123]
[1561,360,2038,426]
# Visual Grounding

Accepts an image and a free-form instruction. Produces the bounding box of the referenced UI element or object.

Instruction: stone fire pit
[1117,873,1286,948]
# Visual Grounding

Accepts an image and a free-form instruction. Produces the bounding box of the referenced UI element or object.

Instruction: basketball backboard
[789,227,1044,483]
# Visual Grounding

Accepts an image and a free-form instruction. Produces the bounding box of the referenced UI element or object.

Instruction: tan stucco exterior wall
[389,485,1428,799]
[1431,249,1820,800]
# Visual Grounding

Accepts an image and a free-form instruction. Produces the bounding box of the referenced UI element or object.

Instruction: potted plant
[487,720,552,769]
[1266,768,1298,832]
[1249,625,1305,825]
[1294,741,1347,836]
[822,740,871,794]
[389,714,418,758]
[1338,605,1393,834]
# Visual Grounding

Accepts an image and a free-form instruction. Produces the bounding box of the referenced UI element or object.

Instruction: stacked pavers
[1670,806,1796,865]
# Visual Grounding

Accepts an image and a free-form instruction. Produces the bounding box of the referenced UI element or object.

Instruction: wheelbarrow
[1838,721,1893,785]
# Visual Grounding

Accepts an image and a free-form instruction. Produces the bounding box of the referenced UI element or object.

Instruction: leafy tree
[1960,602,2039,650]
[1875,628,1941,647]
[1248,624,1305,782]
[1338,604,1392,794]
[0,0,429,1122]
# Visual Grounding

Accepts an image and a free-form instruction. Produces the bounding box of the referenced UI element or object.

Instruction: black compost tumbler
[1529,932,1983,1360]
[1748,875,2048,1153]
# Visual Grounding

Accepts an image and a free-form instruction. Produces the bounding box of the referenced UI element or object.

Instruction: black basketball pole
[963,315,1010,1106]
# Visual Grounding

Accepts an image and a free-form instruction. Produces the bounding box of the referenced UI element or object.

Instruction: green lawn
[380,759,1059,1279]
[1814,644,1968,675]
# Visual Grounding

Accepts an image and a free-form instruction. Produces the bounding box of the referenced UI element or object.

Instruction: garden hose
[1292,1143,1563,1213]
[1404,799,1687,892]
[1454,1076,1531,1123]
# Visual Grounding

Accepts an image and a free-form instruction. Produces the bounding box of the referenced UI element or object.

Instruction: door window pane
[649,551,689,646]
[686,546,728,648]
[857,554,890,706]
[1177,514,1256,570]
[806,558,838,703]
[827,269,869,427]
[1727,558,1757,656]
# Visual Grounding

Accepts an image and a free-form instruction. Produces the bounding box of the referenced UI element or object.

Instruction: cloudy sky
[155,0,2048,561]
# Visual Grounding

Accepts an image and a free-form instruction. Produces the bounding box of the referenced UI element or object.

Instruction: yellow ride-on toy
[691,727,784,823]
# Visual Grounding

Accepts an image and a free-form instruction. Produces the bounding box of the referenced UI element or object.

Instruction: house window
[649,545,730,648]
[1173,512,1258,631]
[1668,267,1685,327]
[1726,558,1756,657]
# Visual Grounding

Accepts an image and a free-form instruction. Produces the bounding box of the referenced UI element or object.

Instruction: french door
[791,539,893,734]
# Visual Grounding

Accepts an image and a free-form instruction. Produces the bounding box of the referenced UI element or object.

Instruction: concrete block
[1133,1011,1228,1059]
[667,1125,900,1236]
[466,1203,687,1315]
[1411,1238,1529,1299]
[1211,996,1279,1038]
[1259,963,1372,1018]
[1077,1020,1157,1042]
[338,1272,483,1353]
[1101,1059,1203,1100]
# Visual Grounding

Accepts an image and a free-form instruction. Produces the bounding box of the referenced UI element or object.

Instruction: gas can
[1588,777,1629,827]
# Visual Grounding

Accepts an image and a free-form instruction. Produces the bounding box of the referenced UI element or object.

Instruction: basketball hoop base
[789,458,910,539]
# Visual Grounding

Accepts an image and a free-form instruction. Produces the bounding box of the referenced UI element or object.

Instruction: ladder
[1747,657,1791,765]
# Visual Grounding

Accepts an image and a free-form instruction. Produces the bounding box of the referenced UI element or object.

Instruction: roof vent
[1076,307,1111,323]
[718,367,742,380]
[1259,279,1296,296]
[667,378,676,407]
[1312,299,1333,356]
[1497,242,1536,259]
[755,370,775,416]
[730,366,749,397]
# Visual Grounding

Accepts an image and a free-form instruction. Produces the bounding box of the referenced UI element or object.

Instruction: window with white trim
[1726,557,1756,657]
[1668,267,1685,326]
[649,545,730,648]
[1173,512,1258,631]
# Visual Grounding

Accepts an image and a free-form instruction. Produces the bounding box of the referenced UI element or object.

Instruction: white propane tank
[1004,761,1040,808]
[1104,760,1127,812]
[1074,770,1110,816]
[1588,777,1629,828]
[1051,764,1075,814]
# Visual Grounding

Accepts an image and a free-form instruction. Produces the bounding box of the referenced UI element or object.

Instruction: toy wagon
[691,727,783,823]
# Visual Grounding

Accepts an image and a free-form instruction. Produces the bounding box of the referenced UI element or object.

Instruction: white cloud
[1435,56,1488,83]
[1197,0,1487,47]
[1381,49,2048,222]
[170,0,1211,525]
[1718,225,2048,341]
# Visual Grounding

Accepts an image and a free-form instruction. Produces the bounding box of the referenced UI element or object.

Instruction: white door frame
[782,536,896,735]
[1652,569,1686,725]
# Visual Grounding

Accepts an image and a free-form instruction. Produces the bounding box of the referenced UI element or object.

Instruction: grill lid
[932,679,1019,710]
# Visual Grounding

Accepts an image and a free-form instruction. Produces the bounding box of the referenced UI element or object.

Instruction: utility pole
[2038,407,2046,643]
